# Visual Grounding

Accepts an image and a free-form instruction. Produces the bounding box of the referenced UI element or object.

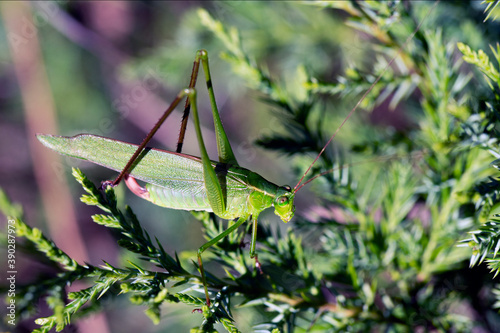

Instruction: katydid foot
[252,254,263,274]
[99,180,115,190]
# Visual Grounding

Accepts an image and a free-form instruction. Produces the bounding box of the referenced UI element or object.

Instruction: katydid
[37,50,296,306]
[36,4,434,307]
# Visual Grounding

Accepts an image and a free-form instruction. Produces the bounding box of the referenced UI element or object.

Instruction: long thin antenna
[294,1,439,192]
[294,150,426,192]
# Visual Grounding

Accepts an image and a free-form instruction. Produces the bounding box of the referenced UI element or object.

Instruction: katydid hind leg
[176,49,238,167]
[174,52,245,306]
[186,88,227,216]
[176,51,203,154]
[183,51,241,218]
[198,50,238,166]
[104,89,192,189]
[106,50,206,189]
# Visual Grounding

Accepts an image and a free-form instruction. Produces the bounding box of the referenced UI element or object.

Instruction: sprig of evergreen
[1,171,240,332]
[457,40,500,293]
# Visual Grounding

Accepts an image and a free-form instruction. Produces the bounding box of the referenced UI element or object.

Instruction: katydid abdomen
[37,133,286,220]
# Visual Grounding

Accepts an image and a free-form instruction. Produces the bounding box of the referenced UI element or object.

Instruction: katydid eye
[278,197,288,205]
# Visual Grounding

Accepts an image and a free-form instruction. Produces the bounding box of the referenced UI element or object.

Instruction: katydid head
[273,185,295,223]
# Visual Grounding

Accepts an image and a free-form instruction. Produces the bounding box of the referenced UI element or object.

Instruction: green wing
[36,134,206,189]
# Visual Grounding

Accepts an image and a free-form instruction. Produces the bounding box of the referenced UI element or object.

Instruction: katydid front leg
[250,215,263,274]
[196,216,248,306]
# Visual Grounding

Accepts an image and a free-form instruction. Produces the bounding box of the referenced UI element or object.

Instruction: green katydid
[37,50,296,306]
[36,6,433,306]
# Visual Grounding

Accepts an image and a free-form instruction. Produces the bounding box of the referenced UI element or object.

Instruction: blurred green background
[1,1,499,332]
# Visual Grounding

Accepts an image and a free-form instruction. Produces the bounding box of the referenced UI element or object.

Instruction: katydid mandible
[36,6,433,306]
